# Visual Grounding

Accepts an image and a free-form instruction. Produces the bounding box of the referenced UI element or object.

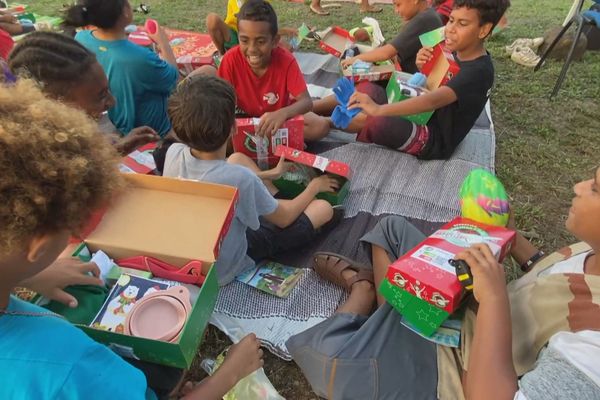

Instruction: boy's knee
[304,114,330,142]
[206,13,222,29]
[305,199,334,228]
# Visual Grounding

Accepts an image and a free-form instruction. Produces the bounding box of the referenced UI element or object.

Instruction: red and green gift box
[379,217,515,336]
[272,145,351,206]
[232,116,304,170]
[386,27,460,126]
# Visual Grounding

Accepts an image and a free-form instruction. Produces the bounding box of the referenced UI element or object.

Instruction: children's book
[236,261,304,298]
[90,274,172,333]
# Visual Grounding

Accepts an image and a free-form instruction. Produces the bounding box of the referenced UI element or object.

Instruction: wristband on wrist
[520,250,545,272]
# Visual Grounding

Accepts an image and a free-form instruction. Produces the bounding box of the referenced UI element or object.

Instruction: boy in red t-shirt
[217,0,312,138]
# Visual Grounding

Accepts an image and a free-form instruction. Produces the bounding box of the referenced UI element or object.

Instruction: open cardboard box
[69,174,238,368]
[341,44,399,83]
[233,116,304,170]
[386,27,460,125]
[272,145,351,206]
[319,26,355,58]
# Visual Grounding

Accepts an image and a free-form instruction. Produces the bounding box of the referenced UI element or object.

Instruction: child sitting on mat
[310,0,508,160]
[8,31,160,155]
[163,75,338,286]
[206,0,298,55]
[217,0,312,139]
[305,0,443,136]
[0,79,265,400]
[64,0,179,138]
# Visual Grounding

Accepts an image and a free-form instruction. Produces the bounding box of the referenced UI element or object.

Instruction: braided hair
[8,31,97,97]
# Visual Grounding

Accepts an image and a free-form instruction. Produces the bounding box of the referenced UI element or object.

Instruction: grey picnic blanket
[210,52,495,360]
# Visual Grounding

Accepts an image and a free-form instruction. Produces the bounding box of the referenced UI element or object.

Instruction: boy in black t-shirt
[346,0,510,160]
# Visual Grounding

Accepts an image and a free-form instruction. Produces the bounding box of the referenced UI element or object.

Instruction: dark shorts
[246,213,317,262]
[356,81,430,156]
[223,27,239,51]
[125,358,184,400]
[286,216,438,400]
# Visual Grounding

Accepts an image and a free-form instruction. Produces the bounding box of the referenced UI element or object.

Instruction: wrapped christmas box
[272,145,351,206]
[380,217,515,336]
[232,116,304,170]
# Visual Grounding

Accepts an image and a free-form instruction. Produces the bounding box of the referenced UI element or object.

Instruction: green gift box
[379,278,449,337]
[273,145,351,206]
[64,174,238,368]
[386,71,433,126]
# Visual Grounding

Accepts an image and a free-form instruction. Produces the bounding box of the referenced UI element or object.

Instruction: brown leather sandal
[313,251,374,291]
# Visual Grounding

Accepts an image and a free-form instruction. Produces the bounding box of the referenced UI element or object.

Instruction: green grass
[23,0,600,397]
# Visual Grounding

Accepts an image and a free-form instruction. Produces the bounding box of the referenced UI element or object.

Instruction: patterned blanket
[211,52,495,360]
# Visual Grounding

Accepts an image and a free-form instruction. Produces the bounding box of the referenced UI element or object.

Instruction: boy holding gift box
[309,0,507,160]
[217,0,312,138]
[0,80,265,400]
[163,75,339,286]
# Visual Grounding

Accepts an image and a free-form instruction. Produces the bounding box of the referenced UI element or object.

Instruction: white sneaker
[505,37,544,55]
[511,46,541,68]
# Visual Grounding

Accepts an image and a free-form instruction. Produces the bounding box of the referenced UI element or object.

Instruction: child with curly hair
[0,79,264,399]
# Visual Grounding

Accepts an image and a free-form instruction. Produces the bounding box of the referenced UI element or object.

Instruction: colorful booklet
[236,261,304,298]
[90,274,172,333]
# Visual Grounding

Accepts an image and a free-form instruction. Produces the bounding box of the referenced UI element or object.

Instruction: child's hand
[416,46,434,71]
[218,333,264,384]
[309,174,340,193]
[348,91,379,116]
[341,56,358,69]
[455,244,507,305]
[147,25,171,47]
[257,110,287,137]
[269,155,292,180]
[115,126,160,155]
[20,258,103,308]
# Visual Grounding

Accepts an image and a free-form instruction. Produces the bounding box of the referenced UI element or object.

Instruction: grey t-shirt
[163,143,278,286]
[389,8,443,74]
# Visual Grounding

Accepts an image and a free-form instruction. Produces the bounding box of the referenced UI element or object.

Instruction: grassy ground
[25,0,600,397]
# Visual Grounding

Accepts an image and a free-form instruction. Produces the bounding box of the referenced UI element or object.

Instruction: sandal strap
[313,252,373,291]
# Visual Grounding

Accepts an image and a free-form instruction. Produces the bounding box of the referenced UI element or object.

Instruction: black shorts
[246,213,317,262]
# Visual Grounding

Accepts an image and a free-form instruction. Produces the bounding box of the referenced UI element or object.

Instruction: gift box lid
[83,174,238,266]
[420,44,459,90]
[274,145,352,179]
[319,26,355,57]
[386,217,515,312]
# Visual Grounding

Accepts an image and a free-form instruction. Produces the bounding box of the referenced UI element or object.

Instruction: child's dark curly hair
[237,0,278,37]
[168,75,236,152]
[454,0,510,28]
[0,79,123,255]
[8,31,97,99]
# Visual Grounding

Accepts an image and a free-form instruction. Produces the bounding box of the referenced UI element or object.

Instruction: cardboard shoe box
[341,44,399,83]
[386,27,460,126]
[319,26,355,58]
[272,145,351,206]
[380,217,515,336]
[128,27,218,74]
[233,116,304,170]
[386,71,433,125]
[69,174,238,368]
